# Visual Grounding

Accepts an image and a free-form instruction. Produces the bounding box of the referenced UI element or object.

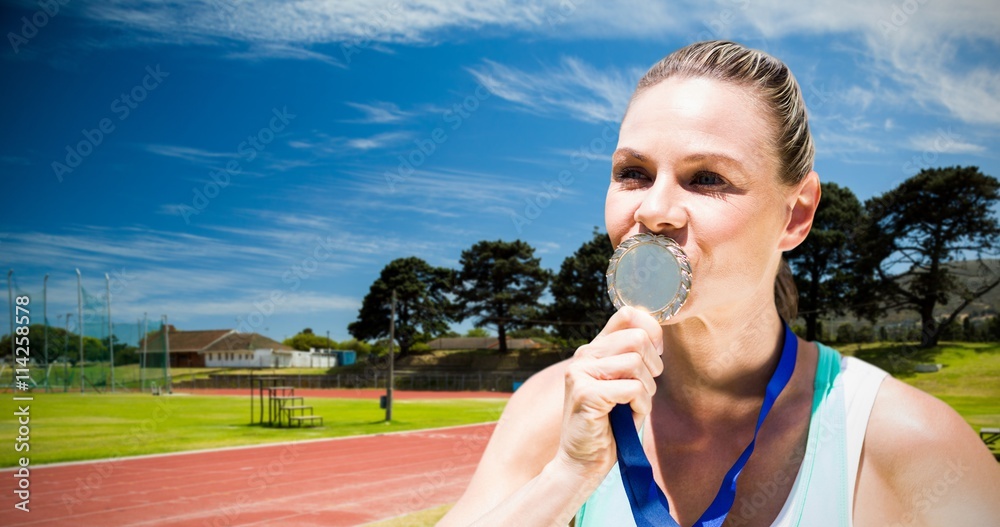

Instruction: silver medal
[606,233,692,323]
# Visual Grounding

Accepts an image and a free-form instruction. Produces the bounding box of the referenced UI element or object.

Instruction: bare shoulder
[857,376,1000,525]
[439,359,568,524]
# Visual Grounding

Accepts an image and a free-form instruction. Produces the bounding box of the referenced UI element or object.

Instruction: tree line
[0,324,141,365]
[346,166,1000,355]
[789,166,999,347]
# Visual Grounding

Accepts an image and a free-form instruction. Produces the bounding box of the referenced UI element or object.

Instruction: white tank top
[576,343,888,526]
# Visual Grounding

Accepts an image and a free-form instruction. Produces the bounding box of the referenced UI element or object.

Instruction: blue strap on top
[608,322,799,527]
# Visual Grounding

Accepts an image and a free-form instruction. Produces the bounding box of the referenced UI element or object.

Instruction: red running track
[0,423,496,527]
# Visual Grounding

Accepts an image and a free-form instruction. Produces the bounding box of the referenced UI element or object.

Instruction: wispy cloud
[79,1,546,47]
[37,271,360,326]
[1,227,272,269]
[150,291,360,319]
[813,129,884,161]
[468,57,640,124]
[345,131,411,150]
[73,1,998,129]
[738,0,1000,126]
[0,217,371,327]
[157,204,188,217]
[67,0,684,81]
[534,241,561,254]
[289,131,412,155]
[343,101,413,124]
[351,167,532,203]
[225,43,345,68]
[341,167,581,228]
[907,132,986,154]
[144,144,236,163]
[266,158,316,172]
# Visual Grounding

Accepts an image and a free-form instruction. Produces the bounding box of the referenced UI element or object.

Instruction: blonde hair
[629,40,814,186]
[774,258,798,322]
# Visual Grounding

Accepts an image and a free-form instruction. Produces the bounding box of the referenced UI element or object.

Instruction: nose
[634,175,686,235]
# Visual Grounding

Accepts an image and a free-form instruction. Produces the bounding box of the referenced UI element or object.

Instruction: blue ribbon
[608,322,798,527]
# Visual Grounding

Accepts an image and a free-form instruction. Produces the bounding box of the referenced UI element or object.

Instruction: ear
[778,170,821,252]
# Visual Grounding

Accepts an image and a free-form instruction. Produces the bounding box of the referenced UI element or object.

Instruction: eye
[613,167,651,186]
[691,171,725,187]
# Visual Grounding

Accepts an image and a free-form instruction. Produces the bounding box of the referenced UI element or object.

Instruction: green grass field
[848,341,1000,431]
[0,362,231,391]
[0,393,506,467]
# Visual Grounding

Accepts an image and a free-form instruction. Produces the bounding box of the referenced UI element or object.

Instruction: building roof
[142,326,293,354]
[205,331,293,352]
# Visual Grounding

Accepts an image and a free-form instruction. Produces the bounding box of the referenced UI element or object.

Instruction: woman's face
[606,76,806,322]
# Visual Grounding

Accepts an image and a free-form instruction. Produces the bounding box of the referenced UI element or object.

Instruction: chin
[660,304,696,326]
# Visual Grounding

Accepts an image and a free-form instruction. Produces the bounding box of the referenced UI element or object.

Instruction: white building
[203,348,338,368]
[142,326,337,368]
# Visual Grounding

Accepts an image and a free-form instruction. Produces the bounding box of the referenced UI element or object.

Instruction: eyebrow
[683,152,744,170]
[613,147,746,172]
[612,147,648,163]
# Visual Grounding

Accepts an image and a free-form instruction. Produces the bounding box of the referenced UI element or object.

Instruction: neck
[657,303,786,420]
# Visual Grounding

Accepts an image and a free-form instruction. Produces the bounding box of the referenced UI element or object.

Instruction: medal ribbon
[608,322,798,527]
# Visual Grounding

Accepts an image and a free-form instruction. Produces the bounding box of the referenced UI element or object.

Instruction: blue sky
[2,0,999,343]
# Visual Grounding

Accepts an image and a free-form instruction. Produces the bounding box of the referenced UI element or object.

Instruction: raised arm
[437,307,664,526]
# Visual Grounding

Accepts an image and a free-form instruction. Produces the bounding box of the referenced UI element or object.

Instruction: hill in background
[817,258,1000,337]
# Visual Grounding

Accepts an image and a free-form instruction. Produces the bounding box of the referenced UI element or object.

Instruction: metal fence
[173,370,534,392]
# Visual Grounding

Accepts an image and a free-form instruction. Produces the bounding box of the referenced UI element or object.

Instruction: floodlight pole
[106,273,114,392]
[162,314,171,394]
[43,274,49,391]
[64,313,71,392]
[385,289,396,422]
[7,270,13,348]
[76,269,83,394]
[43,274,49,367]
[141,313,148,391]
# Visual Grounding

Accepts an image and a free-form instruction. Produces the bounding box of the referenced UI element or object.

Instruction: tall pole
[43,274,49,367]
[105,273,114,392]
[385,289,396,422]
[162,314,171,394]
[64,313,71,392]
[7,270,13,348]
[43,274,49,391]
[140,314,148,391]
[76,269,84,394]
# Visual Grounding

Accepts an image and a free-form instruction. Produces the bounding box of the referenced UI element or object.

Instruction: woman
[439,41,999,526]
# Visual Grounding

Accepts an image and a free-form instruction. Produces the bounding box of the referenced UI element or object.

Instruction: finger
[598,306,661,339]
[577,327,663,377]
[570,377,652,417]
[597,306,663,355]
[576,353,657,397]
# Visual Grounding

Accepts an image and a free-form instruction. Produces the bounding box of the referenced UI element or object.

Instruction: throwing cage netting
[3,271,165,393]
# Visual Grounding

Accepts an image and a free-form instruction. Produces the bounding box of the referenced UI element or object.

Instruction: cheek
[693,202,773,272]
[604,189,634,247]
